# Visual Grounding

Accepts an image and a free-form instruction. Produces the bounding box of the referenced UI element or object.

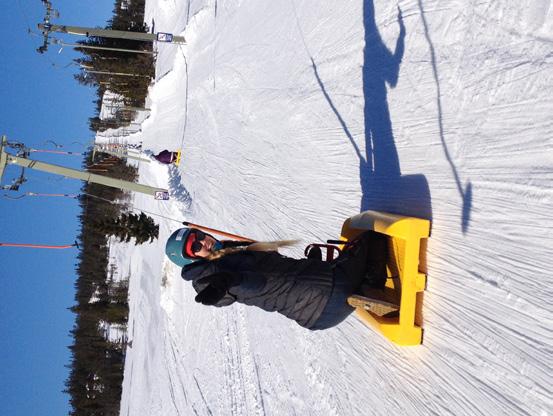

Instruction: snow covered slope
[117,1,553,415]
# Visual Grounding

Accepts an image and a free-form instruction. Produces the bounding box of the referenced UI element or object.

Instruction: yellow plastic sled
[341,210,430,346]
[174,150,182,166]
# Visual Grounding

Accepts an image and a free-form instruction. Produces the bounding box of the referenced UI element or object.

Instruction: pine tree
[92,212,159,245]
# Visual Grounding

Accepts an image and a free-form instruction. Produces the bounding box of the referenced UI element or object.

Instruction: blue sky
[0,1,116,415]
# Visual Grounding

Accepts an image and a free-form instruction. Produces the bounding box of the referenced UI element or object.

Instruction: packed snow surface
[114,0,553,415]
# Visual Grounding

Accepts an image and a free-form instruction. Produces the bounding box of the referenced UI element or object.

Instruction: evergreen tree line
[64,0,158,412]
[65,151,138,416]
[73,0,155,132]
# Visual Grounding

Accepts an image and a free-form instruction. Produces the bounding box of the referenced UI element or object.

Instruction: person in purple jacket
[153,149,180,165]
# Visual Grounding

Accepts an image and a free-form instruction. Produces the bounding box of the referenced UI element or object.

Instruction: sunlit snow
[103,1,553,415]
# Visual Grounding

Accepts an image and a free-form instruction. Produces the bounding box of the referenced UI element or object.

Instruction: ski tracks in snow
[120,0,553,415]
[160,281,267,415]
[217,307,266,416]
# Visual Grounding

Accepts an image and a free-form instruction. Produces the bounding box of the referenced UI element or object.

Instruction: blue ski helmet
[165,227,195,267]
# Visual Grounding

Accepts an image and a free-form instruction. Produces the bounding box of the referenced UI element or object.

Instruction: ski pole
[182,221,255,242]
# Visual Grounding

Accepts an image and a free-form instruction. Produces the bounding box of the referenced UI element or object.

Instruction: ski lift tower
[0,135,169,200]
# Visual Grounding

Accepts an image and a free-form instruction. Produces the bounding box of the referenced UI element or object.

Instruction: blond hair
[205,240,298,260]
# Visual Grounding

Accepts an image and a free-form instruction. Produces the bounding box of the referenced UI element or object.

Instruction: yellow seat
[340,210,430,346]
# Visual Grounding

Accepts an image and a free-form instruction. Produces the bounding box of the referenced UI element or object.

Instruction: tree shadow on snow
[168,165,193,208]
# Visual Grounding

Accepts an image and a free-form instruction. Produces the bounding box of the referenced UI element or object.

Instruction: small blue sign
[156,32,174,43]
[155,191,170,200]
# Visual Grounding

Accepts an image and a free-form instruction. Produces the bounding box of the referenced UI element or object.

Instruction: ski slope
[114,0,553,415]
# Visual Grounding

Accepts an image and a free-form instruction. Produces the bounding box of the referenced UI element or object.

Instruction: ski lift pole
[3,192,79,200]
[27,192,78,198]
[7,154,168,198]
[182,221,255,242]
[94,147,151,163]
[0,136,169,200]
[50,38,156,55]
[30,149,83,156]
[38,23,186,45]
[0,241,78,249]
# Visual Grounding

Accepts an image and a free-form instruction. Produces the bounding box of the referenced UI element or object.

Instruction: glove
[195,284,227,305]
[194,273,240,305]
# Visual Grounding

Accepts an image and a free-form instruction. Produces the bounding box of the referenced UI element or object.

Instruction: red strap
[184,232,197,257]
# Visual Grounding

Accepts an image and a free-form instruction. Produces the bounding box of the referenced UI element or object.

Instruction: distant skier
[152,149,180,165]
[165,227,387,330]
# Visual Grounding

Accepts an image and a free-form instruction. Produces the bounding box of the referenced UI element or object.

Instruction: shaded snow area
[114,1,553,415]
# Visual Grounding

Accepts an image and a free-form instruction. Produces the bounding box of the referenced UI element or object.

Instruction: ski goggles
[184,230,208,258]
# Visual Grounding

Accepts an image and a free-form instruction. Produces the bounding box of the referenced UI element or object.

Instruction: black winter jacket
[181,250,334,329]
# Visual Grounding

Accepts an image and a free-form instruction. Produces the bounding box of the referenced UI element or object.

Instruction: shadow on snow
[358,1,432,221]
[312,1,435,222]
[417,0,472,232]
[168,165,193,208]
